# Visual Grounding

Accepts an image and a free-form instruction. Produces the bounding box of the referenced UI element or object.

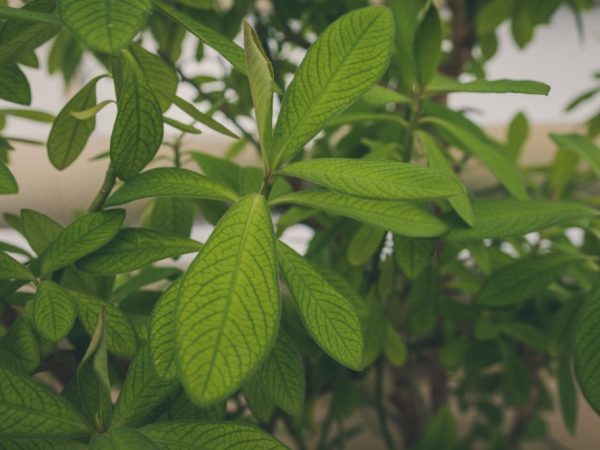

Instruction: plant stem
[376,361,396,450]
[402,88,424,162]
[88,165,117,213]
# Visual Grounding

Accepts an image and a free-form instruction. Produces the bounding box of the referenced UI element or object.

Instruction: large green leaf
[39,210,125,275]
[0,161,17,195]
[279,158,463,200]
[47,75,104,170]
[255,331,305,416]
[58,0,151,53]
[0,251,34,281]
[21,209,63,255]
[427,117,528,200]
[106,168,239,206]
[551,133,600,177]
[139,422,286,449]
[78,228,202,275]
[176,194,279,405]
[478,255,583,307]
[154,0,246,74]
[110,347,177,428]
[271,6,393,168]
[0,63,30,105]
[0,366,92,438]
[110,50,163,180]
[427,75,550,95]
[445,199,596,240]
[0,318,39,374]
[271,190,448,238]
[91,428,158,450]
[574,278,600,415]
[32,281,76,342]
[277,241,364,370]
[244,21,274,161]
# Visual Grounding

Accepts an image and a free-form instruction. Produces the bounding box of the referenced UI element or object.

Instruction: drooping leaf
[110,347,177,428]
[414,5,442,86]
[58,0,151,53]
[39,209,125,275]
[32,280,76,342]
[78,228,202,275]
[279,158,463,200]
[163,116,201,134]
[91,427,158,450]
[0,318,39,374]
[427,75,550,95]
[176,194,279,405]
[110,50,163,180]
[139,422,286,449]
[0,251,34,281]
[0,108,53,122]
[130,43,178,112]
[478,255,583,307]
[277,241,363,370]
[47,75,105,170]
[106,168,239,207]
[558,353,578,434]
[0,161,17,195]
[0,366,92,438]
[70,100,114,120]
[271,190,448,238]
[445,199,596,240]
[271,6,393,168]
[0,63,31,105]
[551,133,600,178]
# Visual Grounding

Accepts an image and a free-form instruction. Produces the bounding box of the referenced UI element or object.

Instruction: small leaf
[558,353,578,434]
[279,158,463,200]
[427,75,550,95]
[149,278,181,380]
[0,63,31,105]
[361,85,410,106]
[0,108,53,122]
[244,382,275,424]
[271,190,448,238]
[393,236,434,280]
[173,96,238,138]
[500,322,546,352]
[271,6,393,167]
[91,427,158,450]
[106,168,239,206]
[58,0,151,53]
[0,366,92,438]
[277,241,364,370]
[110,347,177,428]
[39,209,125,275]
[0,161,17,195]
[176,194,279,405]
[445,199,596,240]
[414,5,442,86]
[0,251,34,281]
[139,422,287,449]
[21,209,63,255]
[32,281,76,342]
[478,255,583,307]
[70,100,113,120]
[147,197,194,237]
[110,50,163,180]
[163,116,201,134]
[347,224,385,266]
[48,75,105,170]
[0,318,39,374]
[551,133,600,178]
[384,324,407,367]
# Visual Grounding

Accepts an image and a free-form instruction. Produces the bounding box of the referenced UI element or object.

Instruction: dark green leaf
[0,63,31,105]
[0,161,17,195]
[414,5,442,86]
[32,281,76,342]
[0,251,33,281]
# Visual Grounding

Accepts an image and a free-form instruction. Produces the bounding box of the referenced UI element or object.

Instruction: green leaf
[0,366,92,438]
[0,251,34,281]
[91,427,158,450]
[110,50,163,180]
[73,290,138,357]
[106,168,239,206]
[39,209,125,275]
[389,0,419,92]
[154,0,246,74]
[21,209,63,255]
[0,161,17,195]
[277,241,363,370]
[427,117,528,200]
[506,112,529,160]
[271,6,393,168]
[176,194,279,405]
[558,353,578,434]
[271,190,448,238]
[500,340,530,405]
[78,227,202,275]
[414,5,442,86]
[0,318,39,374]
[32,281,76,342]
[419,131,474,226]
[149,278,181,380]
[347,224,385,266]
[551,133,600,178]
[393,236,434,280]
[58,0,151,53]
[445,199,596,240]
[139,422,287,449]
[0,63,31,105]
[191,152,241,191]
[244,21,274,161]
[415,406,456,450]
[574,278,600,415]
[0,5,60,24]
[158,389,226,422]
[147,197,194,237]
[361,85,410,106]
[500,322,546,352]
[478,255,583,307]
[163,116,201,134]
[255,331,305,416]
[48,75,105,170]
[279,158,463,200]
[173,96,238,139]
[110,347,176,428]
[0,108,54,122]
[70,100,113,120]
[427,75,550,95]
[244,382,275,424]
[384,323,407,367]
[0,438,88,449]
[477,0,516,35]
[130,43,178,112]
